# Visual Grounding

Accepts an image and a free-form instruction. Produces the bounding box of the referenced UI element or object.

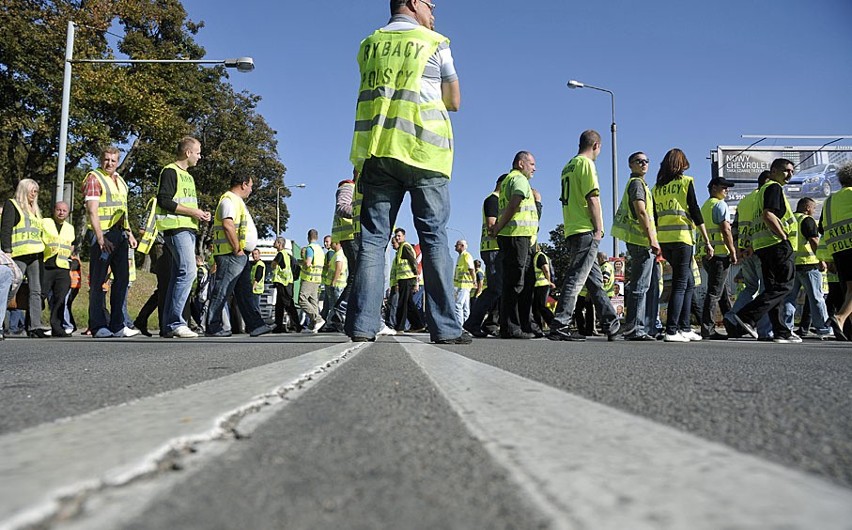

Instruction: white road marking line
[0,342,366,530]
[403,341,852,529]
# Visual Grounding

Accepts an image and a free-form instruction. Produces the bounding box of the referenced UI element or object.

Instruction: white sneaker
[311,318,325,333]
[775,333,803,344]
[682,330,702,341]
[114,327,141,338]
[94,327,113,338]
[377,325,397,336]
[664,332,689,342]
[172,325,199,338]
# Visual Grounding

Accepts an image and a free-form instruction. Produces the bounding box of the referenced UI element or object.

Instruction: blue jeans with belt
[344,157,459,342]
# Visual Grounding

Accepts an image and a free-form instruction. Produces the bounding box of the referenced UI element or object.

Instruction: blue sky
[180,0,852,256]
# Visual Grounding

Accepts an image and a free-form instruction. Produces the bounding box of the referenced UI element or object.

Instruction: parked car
[785,163,841,198]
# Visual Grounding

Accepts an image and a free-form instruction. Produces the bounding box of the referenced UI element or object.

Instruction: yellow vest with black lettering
[498,170,538,237]
[534,251,551,287]
[351,27,454,178]
[41,219,74,269]
[252,260,266,294]
[454,250,475,289]
[332,249,348,289]
[85,168,129,231]
[480,191,500,252]
[652,176,695,245]
[611,177,655,246]
[395,241,417,281]
[750,181,797,251]
[9,199,44,258]
[211,192,248,256]
[332,181,355,243]
[137,197,159,255]
[155,163,199,231]
[300,242,325,283]
[735,189,759,251]
[698,197,729,257]
[272,250,294,286]
[821,187,852,258]
[794,213,820,266]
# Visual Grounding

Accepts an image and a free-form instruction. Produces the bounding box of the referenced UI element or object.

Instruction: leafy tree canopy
[0,0,289,238]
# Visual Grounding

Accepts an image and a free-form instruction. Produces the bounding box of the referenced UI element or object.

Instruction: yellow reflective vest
[211,192,248,256]
[300,242,325,283]
[611,177,655,247]
[698,197,729,258]
[395,241,418,281]
[652,176,695,245]
[821,187,852,257]
[9,199,44,258]
[480,191,500,252]
[85,168,129,231]
[498,170,538,237]
[351,26,454,177]
[453,250,475,289]
[252,260,266,295]
[332,181,355,243]
[41,218,74,269]
[794,213,820,266]
[155,163,199,231]
[534,251,551,288]
[272,250,294,286]
[750,181,797,251]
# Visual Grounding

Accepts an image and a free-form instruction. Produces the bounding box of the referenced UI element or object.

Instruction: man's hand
[192,208,211,222]
[98,235,114,255]
[593,229,603,241]
[128,232,138,250]
[650,238,661,256]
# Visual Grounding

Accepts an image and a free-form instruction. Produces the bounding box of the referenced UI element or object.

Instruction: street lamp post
[55,21,254,202]
[276,183,306,237]
[567,79,619,257]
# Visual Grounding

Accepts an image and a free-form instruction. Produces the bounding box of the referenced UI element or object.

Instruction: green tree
[538,224,569,294]
[0,0,288,243]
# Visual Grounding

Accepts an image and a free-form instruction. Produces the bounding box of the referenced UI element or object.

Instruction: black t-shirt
[762,183,785,218]
[800,216,818,240]
[483,194,499,219]
[536,253,548,269]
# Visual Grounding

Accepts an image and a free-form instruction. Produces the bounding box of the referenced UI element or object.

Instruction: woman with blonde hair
[652,149,714,342]
[1,178,48,337]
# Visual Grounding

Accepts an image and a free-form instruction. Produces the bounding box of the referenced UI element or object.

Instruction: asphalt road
[1,333,850,529]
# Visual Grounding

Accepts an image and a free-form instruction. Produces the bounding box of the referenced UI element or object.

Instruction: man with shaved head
[41,201,75,337]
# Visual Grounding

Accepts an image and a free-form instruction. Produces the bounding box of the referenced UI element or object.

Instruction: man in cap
[699,176,738,339]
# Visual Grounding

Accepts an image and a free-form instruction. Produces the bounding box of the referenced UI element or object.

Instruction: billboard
[712,145,852,216]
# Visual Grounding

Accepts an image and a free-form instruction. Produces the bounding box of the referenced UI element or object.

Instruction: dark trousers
[43,266,71,335]
[274,282,301,331]
[465,249,501,332]
[660,242,695,334]
[737,241,795,338]
[135,245,187,335]
[395,277,425,331]
[701,255,732,336]
[498,235,531,336]
[532,285,555,329]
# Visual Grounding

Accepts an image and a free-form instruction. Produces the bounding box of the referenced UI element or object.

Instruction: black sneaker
[463,324,488,338]
[624,333,657,341]
[351,336,375,342]
[606,320,622,342]
[547,326,586,342]
[435,332,473,345]
[732,314,758,339]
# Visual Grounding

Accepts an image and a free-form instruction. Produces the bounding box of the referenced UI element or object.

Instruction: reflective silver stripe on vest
[354,115,453,151]
[657,209,689,218]
[657,224,693,231]
[358,86,420,104]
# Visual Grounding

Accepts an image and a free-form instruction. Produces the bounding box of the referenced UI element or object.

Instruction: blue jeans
[625,243,655,337]
[163,230,197,332]
[88,228,130,333]
[207,253,265,334]
[783,268,830,334]
[660,242,694,334]
[0,265,12,333]
[727,254,772,337]
[645,260,663,336]
[552,232,617,329]
[344,157,459,341]
[454,287,470,327]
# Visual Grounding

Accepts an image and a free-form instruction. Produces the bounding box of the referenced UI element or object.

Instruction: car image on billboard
[785,163,841,198]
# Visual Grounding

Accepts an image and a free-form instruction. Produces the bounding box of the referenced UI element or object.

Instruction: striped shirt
[381,15,458,105]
